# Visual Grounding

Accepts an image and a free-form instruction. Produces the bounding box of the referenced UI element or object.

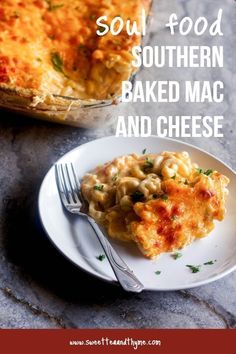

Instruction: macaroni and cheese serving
[81,151,230,259]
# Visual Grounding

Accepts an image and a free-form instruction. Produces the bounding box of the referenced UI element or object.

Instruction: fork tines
[55,163,81,205]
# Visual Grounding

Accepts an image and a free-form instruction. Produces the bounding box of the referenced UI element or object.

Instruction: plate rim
[38,135,236,291]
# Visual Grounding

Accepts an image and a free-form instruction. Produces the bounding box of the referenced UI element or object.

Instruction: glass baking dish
[0,85,124,128]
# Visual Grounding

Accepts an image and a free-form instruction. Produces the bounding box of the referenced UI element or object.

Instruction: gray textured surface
[0,0,235,328]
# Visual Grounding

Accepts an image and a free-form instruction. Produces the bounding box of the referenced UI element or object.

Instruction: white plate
[38,136,236,291]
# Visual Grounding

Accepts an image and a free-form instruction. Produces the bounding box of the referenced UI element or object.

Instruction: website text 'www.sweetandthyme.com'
[69,337,161,350]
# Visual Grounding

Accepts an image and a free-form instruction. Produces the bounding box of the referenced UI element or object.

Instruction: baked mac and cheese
[81,151,229,259]
[0,0,151,100]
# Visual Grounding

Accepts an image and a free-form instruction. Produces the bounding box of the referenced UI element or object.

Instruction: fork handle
[87,216,144,293]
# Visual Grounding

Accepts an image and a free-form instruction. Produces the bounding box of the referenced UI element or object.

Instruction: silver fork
[55,163,144,293]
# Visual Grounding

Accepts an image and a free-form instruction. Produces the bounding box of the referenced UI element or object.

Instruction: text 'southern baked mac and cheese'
[81,151,229,259]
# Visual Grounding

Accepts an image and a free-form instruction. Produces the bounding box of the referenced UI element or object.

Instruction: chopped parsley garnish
[145,158,154,167]
[186,264,201,273]
[204,169,213,176]
[171,215,178,221]
[142,148,147,154]
[97,254,105,261]
[142,157,154,172]
[172,252,182,260]
[51,4,64,11]
[131,191,144,203]
[196,168,214,176]
[186,260,216,271]
[50,51,70,78]
[112,173,119,182]
[161,194,168,201]
[90,14,96,20]
[51,52,64,73]
[97,25,109,34]
[204,260,215,265]
[155,270,161,275]
[94,184,104,191]
[152,194,168,201]
[46,1,64,11]
[171,174,176,180]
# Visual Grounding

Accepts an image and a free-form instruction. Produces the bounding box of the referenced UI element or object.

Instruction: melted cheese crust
[131,173,229,258]
[81,151,230,259]
[0,0,150,100]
